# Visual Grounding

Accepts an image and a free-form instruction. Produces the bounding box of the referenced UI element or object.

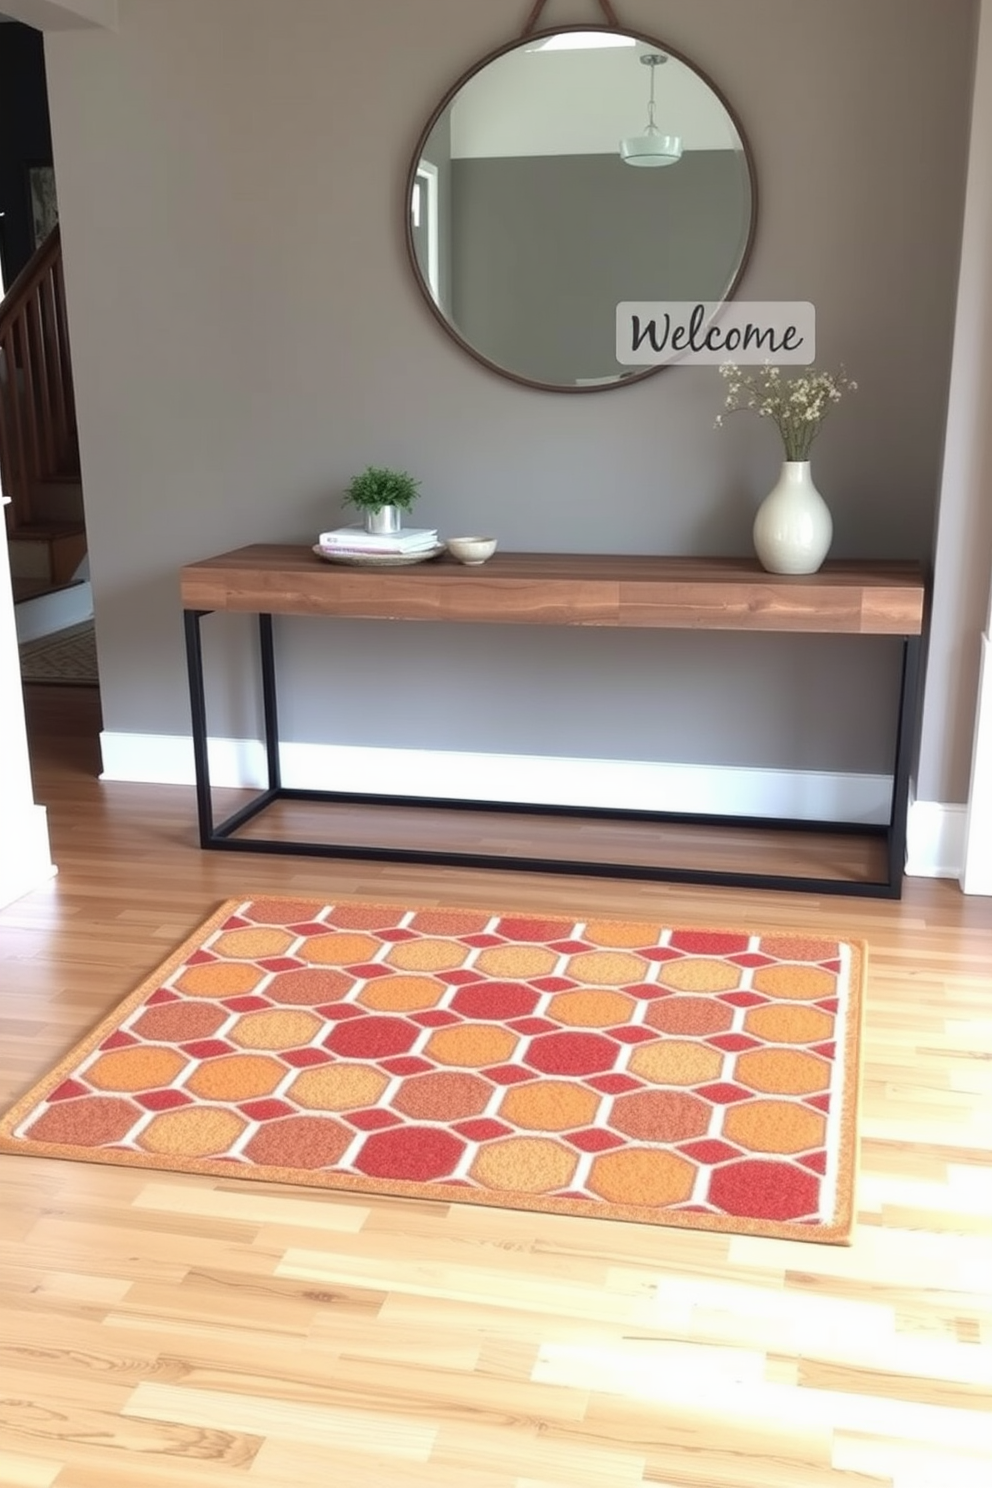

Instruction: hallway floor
[1,687,990,1488]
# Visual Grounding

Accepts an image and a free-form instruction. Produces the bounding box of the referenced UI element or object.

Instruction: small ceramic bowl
[446,535,498,565]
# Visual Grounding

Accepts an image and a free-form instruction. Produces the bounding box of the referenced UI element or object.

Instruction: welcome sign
[617,302,816,366]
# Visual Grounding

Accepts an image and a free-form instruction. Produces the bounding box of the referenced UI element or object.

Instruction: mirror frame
[404,24,759,394]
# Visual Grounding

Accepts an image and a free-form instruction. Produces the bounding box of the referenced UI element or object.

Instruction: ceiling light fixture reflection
[620,54,682,168]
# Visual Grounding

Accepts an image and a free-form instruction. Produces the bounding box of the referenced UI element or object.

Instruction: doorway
[1,19,96,691]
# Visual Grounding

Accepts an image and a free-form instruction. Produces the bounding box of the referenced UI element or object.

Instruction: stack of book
[316,524,439,557]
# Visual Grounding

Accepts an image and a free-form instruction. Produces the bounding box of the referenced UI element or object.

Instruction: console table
[180,546,926,897]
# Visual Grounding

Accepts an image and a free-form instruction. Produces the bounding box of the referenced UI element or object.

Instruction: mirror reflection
[407,29,756,391]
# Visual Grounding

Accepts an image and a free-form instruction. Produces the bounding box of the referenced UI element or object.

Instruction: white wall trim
[100,731,895,825]
[961,632,992,894]
[1,490,56,912]
[906,799,968,879]
[0,805,57,911]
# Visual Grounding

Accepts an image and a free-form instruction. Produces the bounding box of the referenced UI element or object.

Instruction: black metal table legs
[183,611,920,898]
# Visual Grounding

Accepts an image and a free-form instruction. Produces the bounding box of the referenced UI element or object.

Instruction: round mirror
[405,26,757,393]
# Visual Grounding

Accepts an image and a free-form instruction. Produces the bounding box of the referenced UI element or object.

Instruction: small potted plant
[344,465,422,534]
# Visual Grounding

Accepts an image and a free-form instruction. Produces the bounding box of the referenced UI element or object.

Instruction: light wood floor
[2,686,991,1488]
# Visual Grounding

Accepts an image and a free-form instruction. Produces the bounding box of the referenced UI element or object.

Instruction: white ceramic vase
[752,461,833,575]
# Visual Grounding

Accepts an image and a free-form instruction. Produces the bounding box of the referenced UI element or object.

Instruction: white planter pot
[752,461,833,575]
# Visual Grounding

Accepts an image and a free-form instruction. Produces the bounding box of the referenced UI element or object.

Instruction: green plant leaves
[344,465,421,512]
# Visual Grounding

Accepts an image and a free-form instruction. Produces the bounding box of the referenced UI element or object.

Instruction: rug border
[0,897,866,1245]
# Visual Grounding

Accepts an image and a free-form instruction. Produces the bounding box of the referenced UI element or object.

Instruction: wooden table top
[180,546,926,635]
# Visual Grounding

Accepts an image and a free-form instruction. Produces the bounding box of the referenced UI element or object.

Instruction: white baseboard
[0,804,57,911]
[14,579,93,644]
[99,731,894,825]
[905,800,968,879]
[961,632,992,895]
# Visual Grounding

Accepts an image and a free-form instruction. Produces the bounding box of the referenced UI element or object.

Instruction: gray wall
[451,151,748,385]
[42,0,976,789]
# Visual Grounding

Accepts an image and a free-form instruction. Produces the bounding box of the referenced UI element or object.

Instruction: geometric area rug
[19,619,99,685]
[0,899,865,1245]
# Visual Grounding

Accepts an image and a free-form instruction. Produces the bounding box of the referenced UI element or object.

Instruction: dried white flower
[714,361,856,460]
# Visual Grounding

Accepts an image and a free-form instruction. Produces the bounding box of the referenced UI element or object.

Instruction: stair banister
[0,225,79,534]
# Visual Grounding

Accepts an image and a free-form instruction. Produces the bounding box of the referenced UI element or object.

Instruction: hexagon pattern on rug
[1,901,862,1238]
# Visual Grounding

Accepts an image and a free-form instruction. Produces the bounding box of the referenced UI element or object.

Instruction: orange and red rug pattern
[0,899,864,1242]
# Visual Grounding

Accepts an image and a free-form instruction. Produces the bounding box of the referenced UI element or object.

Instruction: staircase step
[13,574,85,604]
[31,479,85,526]
[15,576,93,645]
[13,576,57,602]
[8,521,84,535]
[8,523,87,587]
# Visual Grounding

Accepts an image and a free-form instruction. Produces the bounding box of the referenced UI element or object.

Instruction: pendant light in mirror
[620,53,682,167]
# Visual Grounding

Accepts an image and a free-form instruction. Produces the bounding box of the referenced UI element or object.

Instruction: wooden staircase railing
[0,225,79,533]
